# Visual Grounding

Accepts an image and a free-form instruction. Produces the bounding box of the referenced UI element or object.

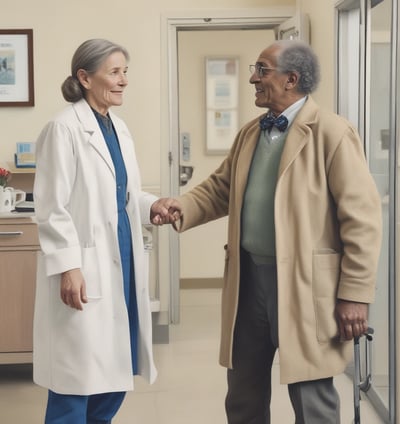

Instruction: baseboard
[180,278,223,289]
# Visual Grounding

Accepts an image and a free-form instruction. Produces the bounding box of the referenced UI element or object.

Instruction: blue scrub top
[93,109,139,375]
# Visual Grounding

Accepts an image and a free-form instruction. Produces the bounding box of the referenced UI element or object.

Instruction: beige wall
[176,2,337,279]
[1,0,337,280]
[0,0,293,187]
[178,29,276,278]
[299,0,336,109]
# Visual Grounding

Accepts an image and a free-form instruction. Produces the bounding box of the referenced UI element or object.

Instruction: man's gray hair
[275,40,320,94]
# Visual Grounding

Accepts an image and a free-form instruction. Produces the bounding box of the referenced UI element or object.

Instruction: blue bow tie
[260,113,288,133]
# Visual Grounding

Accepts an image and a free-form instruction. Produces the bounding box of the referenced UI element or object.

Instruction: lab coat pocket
[312,250,341,343]
[81,246,103,301]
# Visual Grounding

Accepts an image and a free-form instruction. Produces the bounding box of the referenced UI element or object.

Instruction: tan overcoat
[177,97,382,384]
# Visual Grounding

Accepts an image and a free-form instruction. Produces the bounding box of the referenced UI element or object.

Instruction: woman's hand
[60,268,88,310]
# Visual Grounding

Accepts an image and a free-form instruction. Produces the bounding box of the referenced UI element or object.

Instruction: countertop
[0,211,35,219]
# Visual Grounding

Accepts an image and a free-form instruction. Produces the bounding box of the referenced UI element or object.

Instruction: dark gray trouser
[225,249,340,424]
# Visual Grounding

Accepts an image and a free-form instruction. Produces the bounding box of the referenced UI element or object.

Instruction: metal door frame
[335,0,398,421]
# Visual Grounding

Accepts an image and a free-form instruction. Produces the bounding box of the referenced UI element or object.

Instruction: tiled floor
[0,289,385,423]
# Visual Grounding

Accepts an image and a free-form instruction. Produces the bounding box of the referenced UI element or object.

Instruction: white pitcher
[0,187,26,212]
[0,187,12,212]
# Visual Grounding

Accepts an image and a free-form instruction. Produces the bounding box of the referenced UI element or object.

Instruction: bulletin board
[205,57,239,154]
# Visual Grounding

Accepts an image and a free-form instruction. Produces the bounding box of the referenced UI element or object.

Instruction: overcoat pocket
[312,250,341,342]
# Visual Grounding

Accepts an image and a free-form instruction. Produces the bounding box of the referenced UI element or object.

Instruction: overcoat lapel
[235,123,260,200]
[278,97,318,179]
[278,125,308,179]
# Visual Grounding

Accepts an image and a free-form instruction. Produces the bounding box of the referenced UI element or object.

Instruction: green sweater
[241,132,286,261]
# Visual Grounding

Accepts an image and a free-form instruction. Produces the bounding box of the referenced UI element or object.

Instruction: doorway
[160,8,297,324]
[177,28,275,290]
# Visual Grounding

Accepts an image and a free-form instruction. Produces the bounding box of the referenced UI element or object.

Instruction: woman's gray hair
[61,39,130,103]
[275,40,320,94]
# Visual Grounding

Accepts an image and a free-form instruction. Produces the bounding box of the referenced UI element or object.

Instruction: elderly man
[167,40,382,423]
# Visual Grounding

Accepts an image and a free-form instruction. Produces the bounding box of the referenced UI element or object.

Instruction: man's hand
[60,268,88,310]
[150,198,182,225]
[335,299,369,341]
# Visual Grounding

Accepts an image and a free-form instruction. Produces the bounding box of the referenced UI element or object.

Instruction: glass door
[336,0,395,422]
[366,0,392,420]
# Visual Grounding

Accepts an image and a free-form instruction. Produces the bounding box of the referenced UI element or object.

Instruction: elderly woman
[33,39,174,423]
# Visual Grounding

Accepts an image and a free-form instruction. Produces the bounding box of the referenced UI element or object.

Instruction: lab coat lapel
[109,112,131,166]
[73,99,116,178]
[109,111,137,191]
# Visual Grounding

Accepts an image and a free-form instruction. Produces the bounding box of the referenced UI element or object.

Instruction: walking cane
[353,327,374,424]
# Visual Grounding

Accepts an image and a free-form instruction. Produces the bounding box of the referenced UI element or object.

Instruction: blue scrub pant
[44,390,126,423]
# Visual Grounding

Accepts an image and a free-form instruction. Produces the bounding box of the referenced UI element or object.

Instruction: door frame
[159,7,295,324]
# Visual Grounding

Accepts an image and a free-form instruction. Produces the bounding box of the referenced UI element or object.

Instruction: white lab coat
[33,99,158,395]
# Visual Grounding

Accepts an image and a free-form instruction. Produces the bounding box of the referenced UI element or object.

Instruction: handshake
[150,197,182,226]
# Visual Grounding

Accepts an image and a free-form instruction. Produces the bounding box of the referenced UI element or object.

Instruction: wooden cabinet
[0,217,39,363]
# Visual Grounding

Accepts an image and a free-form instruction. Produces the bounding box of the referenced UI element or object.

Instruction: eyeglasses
[249,64,276,78]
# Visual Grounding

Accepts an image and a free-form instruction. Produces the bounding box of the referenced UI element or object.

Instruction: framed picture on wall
[205,57,239,154]
[0,29,34,107]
